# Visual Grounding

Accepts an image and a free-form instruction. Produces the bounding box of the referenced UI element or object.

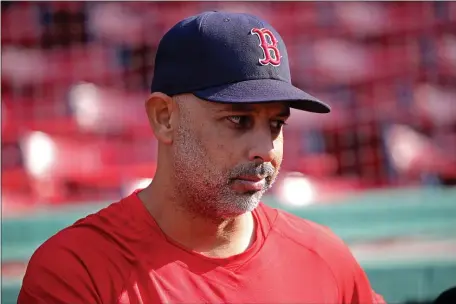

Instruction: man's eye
[271,120,287,129]
[227,116,287,130]
[227,116,247,125]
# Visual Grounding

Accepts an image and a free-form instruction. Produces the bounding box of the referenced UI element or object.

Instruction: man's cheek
[273,148,283,169]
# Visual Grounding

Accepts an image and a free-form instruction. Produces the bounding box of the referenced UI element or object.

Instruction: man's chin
[234,194,262,211]
[217,204,260,220]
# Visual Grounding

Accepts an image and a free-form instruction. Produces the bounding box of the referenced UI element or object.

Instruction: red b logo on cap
[251,28,281,66]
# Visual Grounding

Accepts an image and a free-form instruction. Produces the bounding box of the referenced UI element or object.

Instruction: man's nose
[247,130,276,164]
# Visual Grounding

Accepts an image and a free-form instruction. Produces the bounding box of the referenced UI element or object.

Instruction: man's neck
[138,179,256,258]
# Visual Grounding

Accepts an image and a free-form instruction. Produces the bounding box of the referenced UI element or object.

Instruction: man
[19,11,385,303]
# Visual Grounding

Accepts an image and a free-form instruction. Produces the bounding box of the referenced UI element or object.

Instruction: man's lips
[236,175,265,182]
[232,176,267,192]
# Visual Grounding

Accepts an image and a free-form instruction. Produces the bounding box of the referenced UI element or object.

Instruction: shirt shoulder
[262,204,385,304]
[19,195,145,304]
[261,204,347,255]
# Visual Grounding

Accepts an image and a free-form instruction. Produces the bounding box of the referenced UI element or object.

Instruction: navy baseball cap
[151,11,330,113]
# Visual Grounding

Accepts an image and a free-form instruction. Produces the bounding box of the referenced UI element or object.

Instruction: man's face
[171,95,289,219]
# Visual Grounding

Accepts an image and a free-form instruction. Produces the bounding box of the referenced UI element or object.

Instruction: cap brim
[193,79,330,113]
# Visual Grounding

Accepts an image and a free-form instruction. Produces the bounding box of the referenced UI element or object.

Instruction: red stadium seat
[67,84,151,137]
[2,169,32,194]
[413,84,456,128]
[19,131,157,203]
[1,191,37,217]
[2,44,122,89]
[436,35,456,77]
[384,124,456,181]
[307,41,420,87]
[1,2,42,45]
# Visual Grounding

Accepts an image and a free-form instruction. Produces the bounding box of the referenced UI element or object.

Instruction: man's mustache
[229,163,276,180]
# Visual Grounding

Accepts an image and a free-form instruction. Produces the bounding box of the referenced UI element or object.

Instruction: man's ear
[145,92,176,145]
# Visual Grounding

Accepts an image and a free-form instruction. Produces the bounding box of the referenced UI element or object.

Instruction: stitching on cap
[198,11,213,33]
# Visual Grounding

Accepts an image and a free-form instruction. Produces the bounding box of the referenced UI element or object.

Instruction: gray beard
[172,128,274,220]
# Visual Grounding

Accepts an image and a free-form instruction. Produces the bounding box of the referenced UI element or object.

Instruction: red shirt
[19,191,385,304]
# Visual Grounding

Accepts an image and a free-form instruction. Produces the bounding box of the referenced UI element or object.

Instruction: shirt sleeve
[315,224,386,304]
[18,238,101,304]
[349,258,387,304]
[372,291,387,304]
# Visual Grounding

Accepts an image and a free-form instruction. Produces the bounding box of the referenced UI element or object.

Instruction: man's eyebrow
[215,104,255,112]
[216,104,290,117]
[276,108,291,117]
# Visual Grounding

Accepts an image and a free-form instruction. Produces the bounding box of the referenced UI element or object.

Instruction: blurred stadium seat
[17,130,157,204]
[67,83,150,136]
[383,124,456,184]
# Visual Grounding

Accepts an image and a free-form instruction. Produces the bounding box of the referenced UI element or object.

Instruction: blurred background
[1,1,456,303]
